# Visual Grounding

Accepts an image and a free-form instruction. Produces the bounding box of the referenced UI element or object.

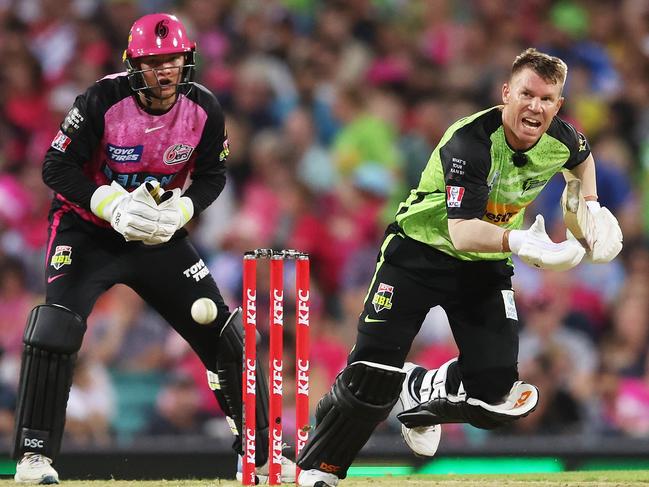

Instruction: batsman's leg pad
[13,304,86,460]
[297,361,405,479]
[215,307,269,467]
[398,359,538,430]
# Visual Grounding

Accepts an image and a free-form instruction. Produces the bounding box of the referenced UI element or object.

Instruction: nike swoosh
[47,274,67,284]
[145,125,165,134]
[364,316,386,323]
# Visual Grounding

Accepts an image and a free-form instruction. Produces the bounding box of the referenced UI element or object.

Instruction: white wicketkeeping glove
[90,181,160,241]
[141,188,194,245]
[509,215,585,271]
[567,201,623,264]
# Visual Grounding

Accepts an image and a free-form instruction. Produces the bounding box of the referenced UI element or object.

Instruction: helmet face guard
[124,51,196,97]
[123,13,196,99]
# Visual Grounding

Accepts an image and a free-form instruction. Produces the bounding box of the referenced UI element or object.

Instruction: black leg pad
[297,361,405,479]
[12,304,86,460]
[215,308,269,467]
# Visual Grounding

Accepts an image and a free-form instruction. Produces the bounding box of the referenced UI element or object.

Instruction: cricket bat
[561,178,595,252]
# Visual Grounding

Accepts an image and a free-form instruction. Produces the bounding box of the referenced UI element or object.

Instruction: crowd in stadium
[0,0,648,448]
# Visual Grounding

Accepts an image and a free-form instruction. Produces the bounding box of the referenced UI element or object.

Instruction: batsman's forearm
[566,154,597,200]
[447,218,508,253]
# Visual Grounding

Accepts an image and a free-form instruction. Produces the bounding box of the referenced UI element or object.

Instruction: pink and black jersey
[43,74,228,227]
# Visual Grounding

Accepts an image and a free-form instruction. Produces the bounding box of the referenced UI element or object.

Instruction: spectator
[0,0,648,456]
[65,355,115,446]
[87,285,169,372]
[519,288,599,402]
[144,372,209,436]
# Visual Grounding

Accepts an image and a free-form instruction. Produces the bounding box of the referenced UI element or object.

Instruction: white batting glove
[141,188,194,245]
[509,215,585,271]
[90,181,159,241]
[566,201,623,264]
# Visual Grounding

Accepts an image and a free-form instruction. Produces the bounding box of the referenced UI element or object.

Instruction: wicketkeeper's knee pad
[297,361,405,479]
[397,358,538,430]
[13,304,86,460]
[213,308,269,466]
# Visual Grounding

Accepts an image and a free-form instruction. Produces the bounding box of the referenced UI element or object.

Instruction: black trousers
[45,209,229,370]
[348,224,519,401]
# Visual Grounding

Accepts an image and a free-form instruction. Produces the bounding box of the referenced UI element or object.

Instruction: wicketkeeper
[12,13,294,484]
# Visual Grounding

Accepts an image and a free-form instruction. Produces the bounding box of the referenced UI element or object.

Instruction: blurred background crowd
[0,0,648,452]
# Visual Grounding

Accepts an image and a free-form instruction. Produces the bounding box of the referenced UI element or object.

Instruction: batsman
[297,48,623,486]
[12,13,294,484]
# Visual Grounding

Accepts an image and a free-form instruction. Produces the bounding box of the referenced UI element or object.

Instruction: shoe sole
[14,475,59,485]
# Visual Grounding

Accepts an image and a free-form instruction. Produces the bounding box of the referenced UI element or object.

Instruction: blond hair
[512,48,568,87]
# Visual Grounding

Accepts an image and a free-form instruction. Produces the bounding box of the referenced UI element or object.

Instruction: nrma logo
[106,144,143,163]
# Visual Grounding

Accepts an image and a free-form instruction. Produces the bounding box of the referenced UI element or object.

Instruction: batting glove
[509,214,585,271]
[566,202,623,264]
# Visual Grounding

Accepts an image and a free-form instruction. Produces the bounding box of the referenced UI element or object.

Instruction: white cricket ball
[191,297,218,325]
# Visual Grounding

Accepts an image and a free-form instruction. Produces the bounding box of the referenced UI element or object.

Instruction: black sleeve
[42,82,106,209]
[182,86,228,215]
[440,127,492,220]
[550,117,591,170]
[564,129,591,170]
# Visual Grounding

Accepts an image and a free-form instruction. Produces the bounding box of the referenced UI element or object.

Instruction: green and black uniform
[348,106,591,402]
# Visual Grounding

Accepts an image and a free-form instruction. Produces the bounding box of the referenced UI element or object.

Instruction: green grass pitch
[2,471,649,486]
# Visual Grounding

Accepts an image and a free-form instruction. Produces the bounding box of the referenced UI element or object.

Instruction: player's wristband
[502,229,511,253]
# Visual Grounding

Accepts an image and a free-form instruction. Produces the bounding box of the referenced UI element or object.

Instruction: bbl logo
[220,137,230,162]
[155,20,169,39]
[51,246,72,270]
[372,283,394,313]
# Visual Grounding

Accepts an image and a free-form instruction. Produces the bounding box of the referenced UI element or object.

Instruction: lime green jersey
[395,106,591,261]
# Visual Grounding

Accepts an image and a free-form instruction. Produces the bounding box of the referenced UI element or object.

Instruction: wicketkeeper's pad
[13,304,86,460]
[214,308,270,467]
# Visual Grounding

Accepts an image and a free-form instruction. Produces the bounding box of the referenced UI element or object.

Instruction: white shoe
[399,362,441,457]
[14,453,59,484]
[297,468,339,486]
[236,454,296,484]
